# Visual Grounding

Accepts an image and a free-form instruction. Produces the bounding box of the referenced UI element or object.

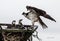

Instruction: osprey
[22,6,56,29]
[12,20,16,28]
[26,6,56,22]
[18,19,23,25]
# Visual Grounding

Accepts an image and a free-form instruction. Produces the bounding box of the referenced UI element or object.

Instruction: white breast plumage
[27,12,38,22]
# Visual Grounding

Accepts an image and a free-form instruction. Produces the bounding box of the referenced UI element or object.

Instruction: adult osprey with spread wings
[22,6,56,29]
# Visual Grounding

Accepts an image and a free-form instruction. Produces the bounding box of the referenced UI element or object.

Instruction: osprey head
[26,6,33,11]
[26,6,38,13]
[12,20,16,25]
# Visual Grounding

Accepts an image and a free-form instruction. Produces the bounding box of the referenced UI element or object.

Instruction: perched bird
[12,20,16,28]
[18,19,23,25]
[22,6,56,29]
[26,6,56,22]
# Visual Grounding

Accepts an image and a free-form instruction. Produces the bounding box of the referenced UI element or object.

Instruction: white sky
[0,0,60,41]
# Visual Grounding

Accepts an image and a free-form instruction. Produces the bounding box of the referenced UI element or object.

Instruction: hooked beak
[22,12,25,15]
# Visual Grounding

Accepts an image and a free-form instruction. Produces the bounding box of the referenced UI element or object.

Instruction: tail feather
[43,14,56,22]
[38,17,48,29]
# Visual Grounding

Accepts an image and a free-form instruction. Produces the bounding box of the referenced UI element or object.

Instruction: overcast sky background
[0,0,60,41]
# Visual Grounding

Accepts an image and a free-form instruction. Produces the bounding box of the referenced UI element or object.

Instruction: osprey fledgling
[18,19,23,25]
[12,20,16,28]
[22,6,56,29]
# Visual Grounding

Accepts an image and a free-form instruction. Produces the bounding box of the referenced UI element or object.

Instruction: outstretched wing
[26,6,46,16]
[26,6,56,22]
